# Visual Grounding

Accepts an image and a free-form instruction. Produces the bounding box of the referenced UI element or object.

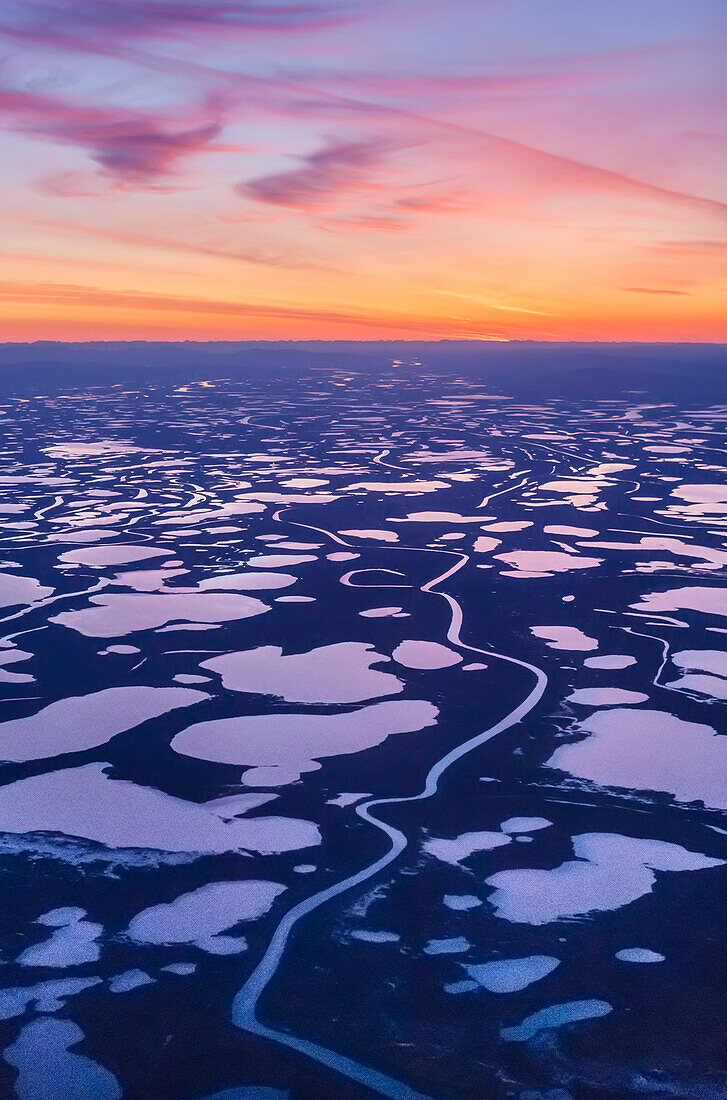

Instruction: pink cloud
[0,84,235,184]
[31,215,335,270]
[217,69,727,224]
[241,136,390,208]
[0,0,366,51]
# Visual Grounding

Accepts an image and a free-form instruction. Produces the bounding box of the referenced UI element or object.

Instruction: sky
[0,0,725,342]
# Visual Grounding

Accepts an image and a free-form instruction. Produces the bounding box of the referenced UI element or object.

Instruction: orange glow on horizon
[0,1,724,343]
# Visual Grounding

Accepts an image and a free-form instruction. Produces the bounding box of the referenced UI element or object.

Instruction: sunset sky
[1,0,725,342]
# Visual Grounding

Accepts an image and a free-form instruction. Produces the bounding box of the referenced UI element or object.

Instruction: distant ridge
[0,341,724,400]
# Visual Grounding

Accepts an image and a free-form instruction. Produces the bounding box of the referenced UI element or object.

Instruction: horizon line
[1,338,726,349]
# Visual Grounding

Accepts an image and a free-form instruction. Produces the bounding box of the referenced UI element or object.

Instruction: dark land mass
[0,341,725,401]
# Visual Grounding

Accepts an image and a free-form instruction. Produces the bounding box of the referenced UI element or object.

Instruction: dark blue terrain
[0,344,724,1100]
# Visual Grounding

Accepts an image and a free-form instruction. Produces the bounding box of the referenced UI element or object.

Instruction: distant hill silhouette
[0,341,724,401]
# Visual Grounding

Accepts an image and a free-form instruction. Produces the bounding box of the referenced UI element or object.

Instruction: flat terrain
[0,352,725,1099]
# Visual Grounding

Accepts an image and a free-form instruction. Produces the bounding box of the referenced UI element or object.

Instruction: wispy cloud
[0,0,367,51]
[31,217,330,270]
[623,286,691,296]
[0,83,233,185]
[432,289,555,316]
[645,239,727,256]
[225,70,727,224]
[0,279,511,336]
[242,136,389,208]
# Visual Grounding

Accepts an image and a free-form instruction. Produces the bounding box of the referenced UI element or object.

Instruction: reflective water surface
[0,363,725,1099]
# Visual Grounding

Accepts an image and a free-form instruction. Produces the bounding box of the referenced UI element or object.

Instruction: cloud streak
[0,0,367,51]
[0,279,511,337]
[242,136,390,207]
[31,216,333,270]
[0,84,234,184]
[623,286,691,296]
